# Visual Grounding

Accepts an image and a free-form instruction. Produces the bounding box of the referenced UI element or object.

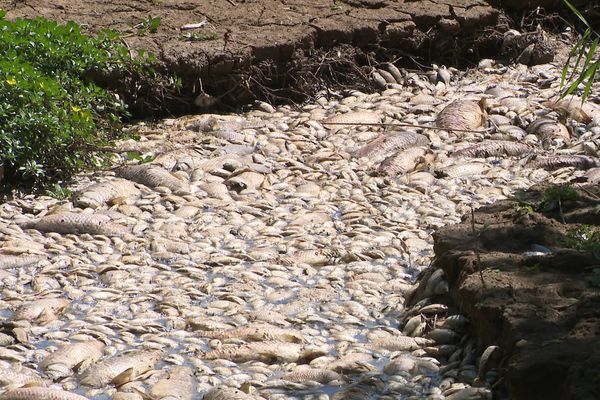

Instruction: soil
[1,0,506,115]
[433,185,600,400]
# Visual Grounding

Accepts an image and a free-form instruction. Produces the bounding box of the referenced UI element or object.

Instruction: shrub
[0,10,176,186]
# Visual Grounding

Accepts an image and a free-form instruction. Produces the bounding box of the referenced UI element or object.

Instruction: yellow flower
[71,106,82,113]
[5,78,16,86]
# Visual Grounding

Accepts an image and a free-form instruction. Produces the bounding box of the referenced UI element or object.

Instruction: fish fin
[112,367,135,387]
[37,308,57,325]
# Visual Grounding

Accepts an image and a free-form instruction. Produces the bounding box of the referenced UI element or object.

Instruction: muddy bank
[1,0,503,114]
[432,185,600,400]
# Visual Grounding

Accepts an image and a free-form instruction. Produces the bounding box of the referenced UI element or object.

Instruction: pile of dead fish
[0,56,598,400]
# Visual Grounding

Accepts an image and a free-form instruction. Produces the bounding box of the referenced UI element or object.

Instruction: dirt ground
[1,0,503,114]
[433,186,600,400]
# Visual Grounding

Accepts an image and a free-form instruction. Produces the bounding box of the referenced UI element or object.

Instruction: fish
[203,387,260,400]
[40,340,105,379]
[281,368,343,384]
[322,111,382,132]
[378,147,427,176]
[116,164,190,194]
[582,167,600,184]
[72,179,141,209]
[0,388,89,400]
[452,140,532,158]
[527,155,600,171]
[0,255,43,269]
[11,298,70,324]
[202,341,325,363]
[436,100,487,132]
[197,323,303,343]
[279,248,341,267]
[79,349,163,388]
[0,367,49,388]
[368,332,432,351]
[21,213,129,237]
[526,119,570,148]
[355,131,429,159]
[436,162,488,178]
[150,366,196,400]
[543,96,598,124]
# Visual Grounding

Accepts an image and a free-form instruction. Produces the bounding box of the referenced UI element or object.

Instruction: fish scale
[116,164,190,194]
[528,155,600,171]
[356,131,430,159]
[452,140,533,158]
[40,340,105,379]
[72,179,141,209]
[378,147,427,176]
[0,388,88,400]
[78,349,163,388]
[21,212,129,237]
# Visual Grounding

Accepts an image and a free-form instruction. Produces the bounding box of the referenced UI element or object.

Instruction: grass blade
[582,60,599,102]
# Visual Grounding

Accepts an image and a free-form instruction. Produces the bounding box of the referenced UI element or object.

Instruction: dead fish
[150,366,195,400]
[582,167,600,184]
[543,96,598,123]
[116,164,190,194]
[11,298,70,323]
[202,341,325,363]
[436,100,487,132]
[0,254,43,269]
[527,155,600,171]
[282,368,343,384]
[79,349,163,388]
[21,213,129,237]
[279,249,340,267]
[326,353,375,373]
[452,140,533,158]
[445,387,492,400]
[0,367,49,388]
[368,333,432,351]
[225,171,264,192]
[73,179,141,209]
[322,111,382,132]
[527,119,570,147]
[198,323,303,343]
[378,147,427,176]
[436,162,488,178]
[355,131,429,159]
[153,149,204,171]
[40,340,105,379]
[0,387,89,400]
[203,387,259,400]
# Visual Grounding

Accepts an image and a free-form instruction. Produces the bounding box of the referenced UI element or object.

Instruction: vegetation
[563,224,600,254]
[0,11,178,187]
[560,0,599,101]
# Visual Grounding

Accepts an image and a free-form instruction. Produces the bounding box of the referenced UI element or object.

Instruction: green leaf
[564,0,591,28]
[582,60,599,102]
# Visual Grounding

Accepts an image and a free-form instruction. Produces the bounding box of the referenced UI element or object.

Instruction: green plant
[538,185,579,223]
[560,0,599,101]
[126,151,155,164]
[525,263,542,273]
[132,16,161,36]
[181,31,219,42]
[563,224,600,253]
[44,183,73,199]
[515,201,535,216]
[0,11,177,186]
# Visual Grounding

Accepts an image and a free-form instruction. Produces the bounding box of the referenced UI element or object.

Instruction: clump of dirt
[433,185,600,400]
